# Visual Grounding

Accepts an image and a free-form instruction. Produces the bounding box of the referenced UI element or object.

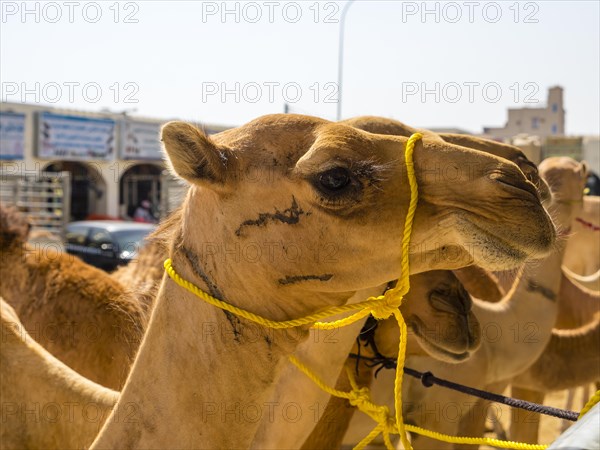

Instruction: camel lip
[410,317,473,361]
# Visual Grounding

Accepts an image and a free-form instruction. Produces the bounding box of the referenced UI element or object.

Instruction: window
[532,118,539,129]
[65,226,88,245]
[552,103,558,113]
[552,124,558,134]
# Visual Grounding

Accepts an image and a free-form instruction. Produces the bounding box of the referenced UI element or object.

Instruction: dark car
[65,221,156,271]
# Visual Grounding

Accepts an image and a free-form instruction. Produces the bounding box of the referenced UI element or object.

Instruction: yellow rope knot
[348,388,391,425]
[348,387,372,408]
[370,290,405,320]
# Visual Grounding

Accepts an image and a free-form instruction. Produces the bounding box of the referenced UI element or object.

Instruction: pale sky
[2,0,599,135]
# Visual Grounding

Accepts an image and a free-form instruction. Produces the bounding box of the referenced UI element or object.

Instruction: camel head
[539,157,588,230]
[342,116,552,203]
[374,271,481,363]
[160,114,555,307]
[0,204,30,253]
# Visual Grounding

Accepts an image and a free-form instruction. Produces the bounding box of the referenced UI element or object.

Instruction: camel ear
[579,160,589,178]
[161,121,234,186]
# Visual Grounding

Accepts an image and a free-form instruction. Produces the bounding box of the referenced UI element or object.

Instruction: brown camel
[0,298,118,449]
[88,114,555,448]
[253,270,482,449]
[1,271,481,450]
[0,204,146,390]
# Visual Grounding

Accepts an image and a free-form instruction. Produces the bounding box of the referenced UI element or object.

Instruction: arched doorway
[44,161,107,221]
[119,164,163,219]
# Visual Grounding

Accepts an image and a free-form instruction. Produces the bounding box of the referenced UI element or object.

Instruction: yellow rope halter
[163,132,566,450]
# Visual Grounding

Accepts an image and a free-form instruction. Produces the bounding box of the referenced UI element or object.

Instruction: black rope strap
[350,315,579,422]
[403,366,579,422]
[347,353,579,422]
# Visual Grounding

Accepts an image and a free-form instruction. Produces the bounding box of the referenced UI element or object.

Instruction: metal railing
[0,171,71,238]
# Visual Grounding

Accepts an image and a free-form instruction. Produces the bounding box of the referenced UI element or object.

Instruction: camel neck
[92,246,359,449]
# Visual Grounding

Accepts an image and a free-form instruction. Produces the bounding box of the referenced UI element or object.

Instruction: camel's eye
[318,167,351,192]
[310,165,362,209]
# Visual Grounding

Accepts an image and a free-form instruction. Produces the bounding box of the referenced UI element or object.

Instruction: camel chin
[457,208,555,270]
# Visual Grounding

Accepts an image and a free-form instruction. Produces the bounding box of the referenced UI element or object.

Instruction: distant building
[483,86,565,141]
[0,102,230,228]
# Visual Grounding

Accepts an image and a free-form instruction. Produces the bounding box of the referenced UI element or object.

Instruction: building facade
[0,102,228,225]
[483,86,565,141]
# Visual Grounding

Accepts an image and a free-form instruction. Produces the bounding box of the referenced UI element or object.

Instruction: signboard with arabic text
[0,111,26,160]
[121,120,163,160]
[37,112,116,160]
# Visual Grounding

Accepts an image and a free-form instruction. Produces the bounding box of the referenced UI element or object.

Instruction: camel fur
[0,205,146,390]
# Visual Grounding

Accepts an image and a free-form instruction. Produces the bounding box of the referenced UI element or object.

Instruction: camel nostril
[489,162,542,199]
[429,287,472,317]
[428,292,460,314]
[492,172,540,200]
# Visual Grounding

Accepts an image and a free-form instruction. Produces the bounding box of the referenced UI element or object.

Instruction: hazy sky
[2,1,599,134]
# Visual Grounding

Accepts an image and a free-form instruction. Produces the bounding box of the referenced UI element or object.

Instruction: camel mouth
[409,316,476,363]
[414,331,472,363]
